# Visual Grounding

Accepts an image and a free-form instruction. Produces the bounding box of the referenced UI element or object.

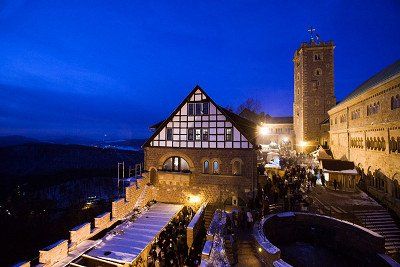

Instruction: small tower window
[314,68,322,76]
[314,53,322,61]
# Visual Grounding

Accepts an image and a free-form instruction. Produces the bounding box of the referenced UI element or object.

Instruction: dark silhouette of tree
[237,98,262,113]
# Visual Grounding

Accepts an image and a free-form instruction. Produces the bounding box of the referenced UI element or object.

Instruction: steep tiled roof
[339,59,400,106]
[218,106,258,144]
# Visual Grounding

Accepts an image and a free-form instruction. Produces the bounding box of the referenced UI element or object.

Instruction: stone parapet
[94,212,111,230]
[39,239,68,265]
[69,222,91,247]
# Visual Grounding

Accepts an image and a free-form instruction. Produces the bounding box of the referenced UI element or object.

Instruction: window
[315,99,319,106]
[195,128,202,140]
[213,161,220,174]
[188,102,210,115]
[195,103,202,115]
[296,73,300,81]
[232,160,241,175]
[188,103,194,115]
[351,109,361,120]
[225,128,233,141]
[188,128,194,141]
[203,160,209,173]
[162,156,190,172]
[166,128,173,140]
[391,95,400,110]
[367,102,380,116]
[314,53,322,61]
[314,68,322,76]
[202,128,209,141]
[203,102,209,115]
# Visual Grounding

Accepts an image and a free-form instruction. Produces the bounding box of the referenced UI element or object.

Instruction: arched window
[162,156,190,172]
[203,160,210,174]
[232,160,242,175]
[213,161,220,174]
[314,68,322,76]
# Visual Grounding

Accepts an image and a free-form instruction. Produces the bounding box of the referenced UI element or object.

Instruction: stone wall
[329,74,400,216]
[39,240,69,265]
[144,147,256,204]
[70,223,91,247]
[36,176,152,266]
[256,212,391,266]
[94,212,111,229]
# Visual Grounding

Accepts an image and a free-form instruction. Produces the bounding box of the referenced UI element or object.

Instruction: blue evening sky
[0,1,399,139]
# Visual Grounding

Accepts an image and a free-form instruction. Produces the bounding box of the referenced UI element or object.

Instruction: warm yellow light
[258,247,262,252]
[282,137,289,143]
[299,141,307,147]
[188,195,201,204]
[259,126,269,136]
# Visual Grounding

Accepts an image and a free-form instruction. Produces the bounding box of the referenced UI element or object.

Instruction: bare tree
[237,98,262,114]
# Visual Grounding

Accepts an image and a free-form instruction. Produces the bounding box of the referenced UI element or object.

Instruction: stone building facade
[143,86,259,206]
[328,60,400,214]
[239,108,294,149]
[293,40,336,153]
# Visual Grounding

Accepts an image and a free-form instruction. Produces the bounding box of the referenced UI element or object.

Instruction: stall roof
[86,203,183,264]
[320,159,356,172]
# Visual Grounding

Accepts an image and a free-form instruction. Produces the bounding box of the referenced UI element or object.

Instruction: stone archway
[157,152,195,172]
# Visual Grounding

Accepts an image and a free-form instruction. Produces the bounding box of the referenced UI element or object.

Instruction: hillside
[0,143,143,196]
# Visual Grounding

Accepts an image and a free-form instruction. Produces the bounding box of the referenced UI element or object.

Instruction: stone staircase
[354,209,400,254]
[204,204,217,230]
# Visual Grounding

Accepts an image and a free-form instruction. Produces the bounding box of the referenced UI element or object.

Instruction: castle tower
[293,29,336,153]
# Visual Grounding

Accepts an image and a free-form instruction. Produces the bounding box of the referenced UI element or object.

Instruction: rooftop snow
[86,203,183,264]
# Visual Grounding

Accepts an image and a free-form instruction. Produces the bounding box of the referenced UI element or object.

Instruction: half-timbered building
[143,85,259,205]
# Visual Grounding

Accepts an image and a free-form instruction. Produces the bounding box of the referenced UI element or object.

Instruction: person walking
[333,179,338,190]
[246,210,253,229]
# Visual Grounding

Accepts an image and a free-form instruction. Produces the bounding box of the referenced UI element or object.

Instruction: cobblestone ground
[235,230,264,267]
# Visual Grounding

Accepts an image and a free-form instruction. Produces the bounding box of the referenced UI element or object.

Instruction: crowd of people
[147,206,205,267]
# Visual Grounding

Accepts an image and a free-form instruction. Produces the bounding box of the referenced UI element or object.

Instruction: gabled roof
[143,85,259,148]
[320,159,355,171]
[338,59,400,107]
[218,106,258,144]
